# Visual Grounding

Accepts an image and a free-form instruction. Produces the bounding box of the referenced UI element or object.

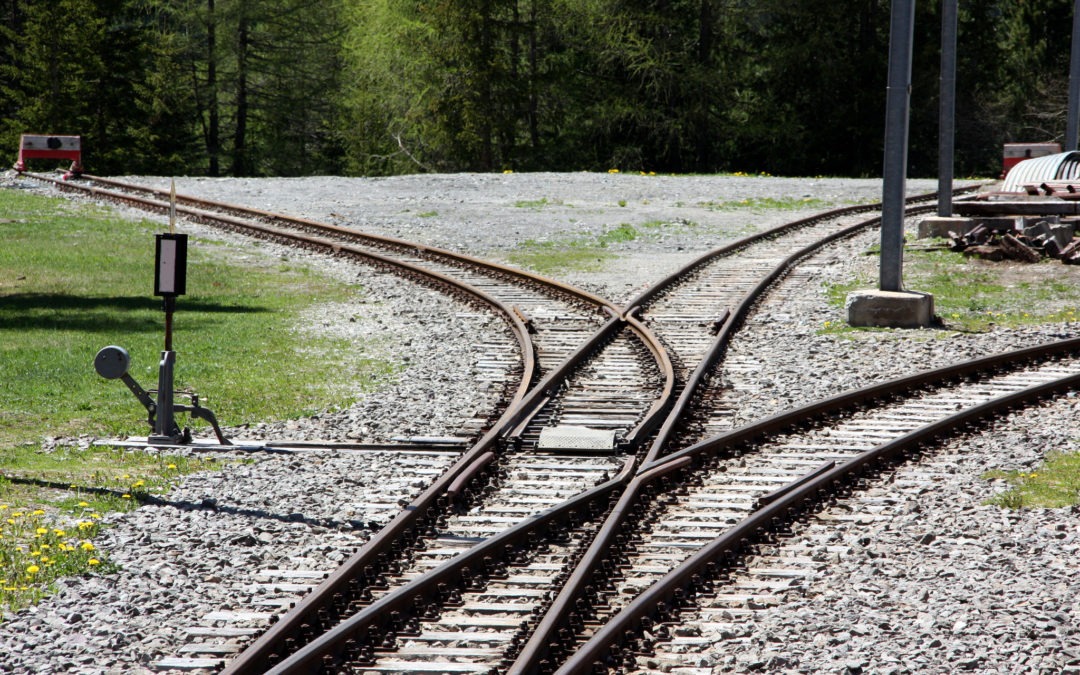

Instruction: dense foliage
[1,0,1076,177]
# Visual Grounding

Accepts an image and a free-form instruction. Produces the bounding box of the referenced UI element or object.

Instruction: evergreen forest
[0,0,1075,178]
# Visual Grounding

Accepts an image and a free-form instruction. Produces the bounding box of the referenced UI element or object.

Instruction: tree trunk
[207,0,219,176]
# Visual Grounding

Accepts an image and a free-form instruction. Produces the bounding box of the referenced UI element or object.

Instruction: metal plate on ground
[537,425,616,452]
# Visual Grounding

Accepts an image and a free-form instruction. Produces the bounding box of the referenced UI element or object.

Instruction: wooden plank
[202,610,273,622]
[400,632,511,643]
[956,200,1080,216]
[363,660,492,672]
[153,657,225,670]
[178,643,242,655]
[184,626,260,638]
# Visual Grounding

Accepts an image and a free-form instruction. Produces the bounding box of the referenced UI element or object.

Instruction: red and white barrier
[14,134,83,178]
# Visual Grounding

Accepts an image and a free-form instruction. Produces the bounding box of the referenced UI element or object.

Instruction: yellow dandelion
[87,559,100,566]
[0,505,8,510]
[25,565,39,575]
[166,464,177,470]
[35,527,47,535]
[78,521,94,531]
[53,529,65,537]
[32,509,44,516]
[91,514,102,520]
[80,542,95,552]
[122,474,130,480]
[608,168,620,174]
[132,480,145,489]
[78,501,89,508]
[12,512,23,517]
[121,494,131,500]
[6,519,15,526]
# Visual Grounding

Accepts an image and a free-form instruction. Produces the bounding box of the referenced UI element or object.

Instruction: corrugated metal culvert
[1003,151,1080,191]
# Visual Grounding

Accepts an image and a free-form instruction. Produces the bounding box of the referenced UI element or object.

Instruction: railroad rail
[21,172,676,671]
[519,338,1080,673]
[20,173,1006,675]
[221,187,979,673]
[504,188,980,672]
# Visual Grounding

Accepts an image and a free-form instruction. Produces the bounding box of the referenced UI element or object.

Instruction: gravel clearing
[2,171,1078,674]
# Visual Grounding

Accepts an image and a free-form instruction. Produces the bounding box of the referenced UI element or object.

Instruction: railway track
[523,339,1080,674]
[23,172,1034,675]
[21,173,675,671]
[199,188,981,673]
[247,339,1080,674]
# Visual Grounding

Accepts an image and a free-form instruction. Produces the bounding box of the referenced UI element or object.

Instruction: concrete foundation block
[846,289,935,329]
[917,216,975,239]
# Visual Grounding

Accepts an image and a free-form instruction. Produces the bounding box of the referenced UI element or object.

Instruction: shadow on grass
[0,294,270,332]
[2,473,374,531]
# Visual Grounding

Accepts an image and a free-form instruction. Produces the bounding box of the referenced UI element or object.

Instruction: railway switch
[94,345,231,446]
[93,229,232,447]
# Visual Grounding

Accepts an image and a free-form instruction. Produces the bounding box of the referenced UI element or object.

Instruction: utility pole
[938,0,958,217]
[847,0,934,328]
[880,0,916,292]
[1068,0,1080,150]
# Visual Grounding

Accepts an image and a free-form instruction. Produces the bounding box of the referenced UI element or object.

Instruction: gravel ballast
[1,172,1077,674]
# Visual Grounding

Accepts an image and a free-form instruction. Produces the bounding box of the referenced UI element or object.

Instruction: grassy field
[825,241,1080,332]
[822,238,1080,509]
[0,187,390,614]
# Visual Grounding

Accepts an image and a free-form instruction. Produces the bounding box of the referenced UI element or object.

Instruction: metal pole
[1068,0,1080,150]
[881,0,916,292]
[164,296,175,352]
[153,350,177,441]
[937,0,958,217]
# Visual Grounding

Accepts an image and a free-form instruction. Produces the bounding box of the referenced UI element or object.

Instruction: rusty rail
[221,313,626,674]
[554,360,1080,674]
[262,457,637,674]
[58,173,616,311]
[508,201,949,673]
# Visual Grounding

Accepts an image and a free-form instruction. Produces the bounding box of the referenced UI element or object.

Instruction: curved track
[21,173,1028,675]
[544,338,1080,673]
[21,172,673,672]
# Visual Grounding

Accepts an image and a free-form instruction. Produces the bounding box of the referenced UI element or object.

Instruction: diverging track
[24,173,674,672]
[26,173,1031,675]
[526,340,1080,674]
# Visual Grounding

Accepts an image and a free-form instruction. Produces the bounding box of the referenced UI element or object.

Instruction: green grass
[514,197,564,210]
[506,224,640,274]
[823,244,1080,334]
[0,187,393,616]
[0,445,219,614]
[506,220,700,274]
[698,196,833,212]
[1,188,392,447]
[983,452,1080,508]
